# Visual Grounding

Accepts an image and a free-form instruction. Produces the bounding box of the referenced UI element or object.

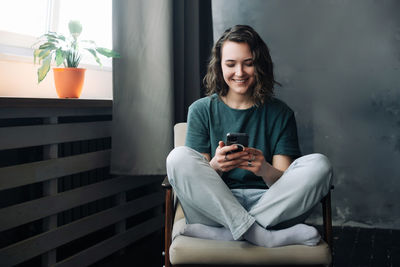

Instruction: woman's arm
[267,154,293,185]
[272,154,293,172]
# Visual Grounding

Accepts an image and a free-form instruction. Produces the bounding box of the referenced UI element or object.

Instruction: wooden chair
[162,123,333,267]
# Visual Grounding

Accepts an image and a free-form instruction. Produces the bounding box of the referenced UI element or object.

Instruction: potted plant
[33,20,120,98]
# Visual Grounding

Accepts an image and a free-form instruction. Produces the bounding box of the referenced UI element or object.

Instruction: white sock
[243,223,321,248]
[181,223,235,241]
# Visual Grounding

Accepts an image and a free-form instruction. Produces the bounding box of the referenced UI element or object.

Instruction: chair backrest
[174,123,187,148]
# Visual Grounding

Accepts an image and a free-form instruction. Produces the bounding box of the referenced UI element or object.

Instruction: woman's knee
[167,147,188,185]
[312,153,332,176]
[308,153,333,189]
[167,146,189,168]
[296,153,332,188]
[166,146,201,184]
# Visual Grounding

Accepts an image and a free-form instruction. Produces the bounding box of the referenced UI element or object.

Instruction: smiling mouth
[232,78,248,83]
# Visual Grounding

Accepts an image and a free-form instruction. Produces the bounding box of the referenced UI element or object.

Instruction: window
[0,0,48,38]
[0,0,113,68]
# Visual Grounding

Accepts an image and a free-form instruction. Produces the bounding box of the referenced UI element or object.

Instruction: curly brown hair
[203,25,280,105]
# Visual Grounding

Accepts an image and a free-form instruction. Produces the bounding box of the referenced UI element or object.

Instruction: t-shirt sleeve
[185,102,211,153]
[272,108,302,158]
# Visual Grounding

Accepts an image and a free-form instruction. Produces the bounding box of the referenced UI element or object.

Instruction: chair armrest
[162,176,172,189]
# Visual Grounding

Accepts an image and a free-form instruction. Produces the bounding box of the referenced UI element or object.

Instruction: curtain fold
[111,0,213,175]
[173,0,214,123]
[111,0,174,175]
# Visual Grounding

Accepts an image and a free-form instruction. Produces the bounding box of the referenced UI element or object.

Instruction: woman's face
[221,41,255,97]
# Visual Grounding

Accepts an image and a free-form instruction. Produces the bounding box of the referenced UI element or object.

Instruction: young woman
[167,25,332,248]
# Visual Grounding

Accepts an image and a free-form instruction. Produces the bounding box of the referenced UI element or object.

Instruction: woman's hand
[237,147,268,177]
[210,141,248,172]
[238,147,289,187]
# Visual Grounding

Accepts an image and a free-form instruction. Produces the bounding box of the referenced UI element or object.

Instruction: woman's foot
[180,222,320,248]
[243,222,321,248]
[181,223,235,241]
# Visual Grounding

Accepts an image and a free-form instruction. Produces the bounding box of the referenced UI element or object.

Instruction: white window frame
[0,0,112,70]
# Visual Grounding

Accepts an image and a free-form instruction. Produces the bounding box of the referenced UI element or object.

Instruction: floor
[93,226,400,267]
[328,226,400,267]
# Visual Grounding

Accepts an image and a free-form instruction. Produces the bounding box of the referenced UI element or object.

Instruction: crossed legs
[166,146,333,247]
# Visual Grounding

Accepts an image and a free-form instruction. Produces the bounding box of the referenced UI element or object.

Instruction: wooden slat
[54,215,164,267]
[0,98,112,108]
[0,175,161,232]
[42,126,58,266]
[0,192,164,267]
[0,150,111,191]
[0,98,111,119]
[0,107,111,119]
[0,121,111,150]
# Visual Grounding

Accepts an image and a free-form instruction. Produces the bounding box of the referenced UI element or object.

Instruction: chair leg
[164,188,174,267]
[322,191,333,267]
[322,191,333,248]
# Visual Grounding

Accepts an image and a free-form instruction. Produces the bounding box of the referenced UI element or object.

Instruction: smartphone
[226,133,249,154]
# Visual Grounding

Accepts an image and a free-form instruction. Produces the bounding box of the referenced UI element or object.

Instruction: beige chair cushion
[170,203,332,265]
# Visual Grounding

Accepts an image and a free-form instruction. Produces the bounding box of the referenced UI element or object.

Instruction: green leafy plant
[33,20,120,83]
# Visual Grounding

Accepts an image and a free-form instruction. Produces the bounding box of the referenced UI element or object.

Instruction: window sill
[0,97,112,108]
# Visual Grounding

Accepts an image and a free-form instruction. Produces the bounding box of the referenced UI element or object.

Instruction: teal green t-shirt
[185,94,301,189]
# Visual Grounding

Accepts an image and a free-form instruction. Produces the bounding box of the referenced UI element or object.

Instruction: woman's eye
[245,62,254,67]
[226,64,235,68]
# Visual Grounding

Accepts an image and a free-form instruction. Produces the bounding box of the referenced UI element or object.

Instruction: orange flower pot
[53,68,86,98]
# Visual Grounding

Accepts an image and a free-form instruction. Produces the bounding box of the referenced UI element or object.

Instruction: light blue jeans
[166,146,333,240]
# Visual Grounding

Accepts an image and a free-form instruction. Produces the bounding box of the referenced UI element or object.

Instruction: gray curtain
[111,0,173,175]
[173,0,213,123]
[111,0,213,175]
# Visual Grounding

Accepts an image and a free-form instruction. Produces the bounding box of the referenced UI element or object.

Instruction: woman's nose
[235,64,244,76]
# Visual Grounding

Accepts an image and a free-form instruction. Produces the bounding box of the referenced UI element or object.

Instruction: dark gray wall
[212,0,400,229]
